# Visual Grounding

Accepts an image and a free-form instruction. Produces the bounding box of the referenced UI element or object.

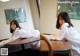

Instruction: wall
[0,0,34,40]
[40,0,58,34]
[29,0,40,30]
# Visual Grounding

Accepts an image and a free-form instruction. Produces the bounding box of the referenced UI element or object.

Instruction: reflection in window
[58,0,80,20]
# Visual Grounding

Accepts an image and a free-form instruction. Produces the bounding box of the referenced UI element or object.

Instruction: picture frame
[5,8,27,24]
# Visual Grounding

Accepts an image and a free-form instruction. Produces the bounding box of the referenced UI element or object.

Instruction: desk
[40,40,71,51]
[40,40,71,56]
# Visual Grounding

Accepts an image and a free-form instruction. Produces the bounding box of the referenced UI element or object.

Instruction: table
[40,40,72,56]
[40,40,71,51]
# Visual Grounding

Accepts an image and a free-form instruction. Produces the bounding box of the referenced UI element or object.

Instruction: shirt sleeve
[0,30,21,46]
[32,30,40,39]
[12,30,21,39]
[59,25,67,40]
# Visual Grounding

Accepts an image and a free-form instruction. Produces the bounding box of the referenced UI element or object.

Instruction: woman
[56,12,80,56]
[0,20,40,49]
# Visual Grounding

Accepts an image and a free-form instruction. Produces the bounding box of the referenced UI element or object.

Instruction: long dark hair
[10,20,21,33]
[56,12,73,29]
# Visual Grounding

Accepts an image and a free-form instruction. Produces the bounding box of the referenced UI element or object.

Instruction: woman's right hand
[0,41,6,47]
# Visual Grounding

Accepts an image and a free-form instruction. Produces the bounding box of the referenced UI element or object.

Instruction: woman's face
[11,22,17,31]
[59,16,65,26]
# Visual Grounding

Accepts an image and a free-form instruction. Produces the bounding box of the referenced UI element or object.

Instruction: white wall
[40,0,58,34]
[29,0,40,30]
[0,0,34,40]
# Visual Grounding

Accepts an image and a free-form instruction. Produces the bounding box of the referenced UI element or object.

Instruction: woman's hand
[0,41,6,47]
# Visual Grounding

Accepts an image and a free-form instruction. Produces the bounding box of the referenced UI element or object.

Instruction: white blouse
[12,28,40,39]
[59,23,80,55]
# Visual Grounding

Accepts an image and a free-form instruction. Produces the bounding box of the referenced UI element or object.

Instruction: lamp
[0,0,10,2]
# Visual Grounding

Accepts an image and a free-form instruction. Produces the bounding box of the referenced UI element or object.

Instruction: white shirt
[59,23,80,55]
[13,28,40,48]
[12,28,40,39]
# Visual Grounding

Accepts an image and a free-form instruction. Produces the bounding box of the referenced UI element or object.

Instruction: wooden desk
[40,40,71,51]
[40,40,71,56]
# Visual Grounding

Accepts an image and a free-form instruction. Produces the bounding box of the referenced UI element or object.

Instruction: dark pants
[8,48,40,56]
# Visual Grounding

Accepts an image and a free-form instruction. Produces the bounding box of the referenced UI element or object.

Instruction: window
[58,0,80,20]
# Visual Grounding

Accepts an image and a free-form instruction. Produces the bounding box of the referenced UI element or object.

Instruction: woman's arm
[0,30,24,46]
[59,24,67,40]
[8,37,39,45]
[0,36,20,47]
